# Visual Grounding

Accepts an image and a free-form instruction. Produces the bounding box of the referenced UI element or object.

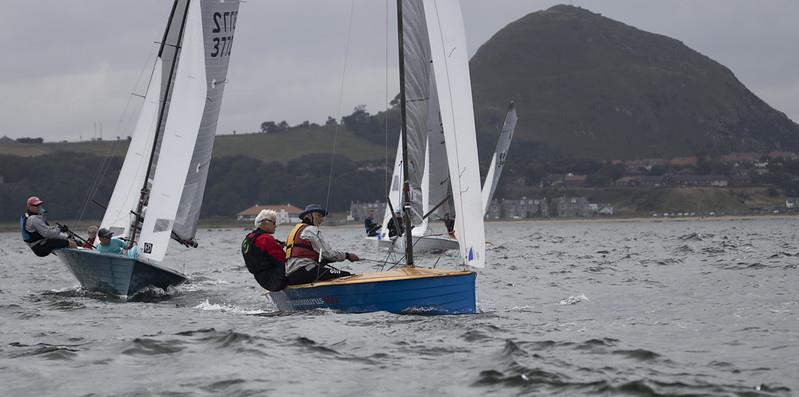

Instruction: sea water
[1,218,797,396]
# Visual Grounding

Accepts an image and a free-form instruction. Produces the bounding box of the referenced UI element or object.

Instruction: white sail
[423,0,486,268]
[380,136,404,240]
[100,61,163,238]
[138,0,207,262]
[482,102,518,215]
[172,0,240,243]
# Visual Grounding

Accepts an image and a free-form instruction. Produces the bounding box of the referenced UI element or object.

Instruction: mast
[396,0,414,267]
[128,0,190,249]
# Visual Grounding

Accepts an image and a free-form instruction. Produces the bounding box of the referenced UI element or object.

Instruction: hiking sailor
[241,209,287,291]
[20,196,77,257]
[285,204,360,285]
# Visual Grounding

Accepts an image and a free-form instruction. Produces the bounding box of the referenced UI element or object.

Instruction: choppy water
[1,218,798,396]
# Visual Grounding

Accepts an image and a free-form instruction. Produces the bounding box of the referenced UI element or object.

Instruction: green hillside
[0,126,388,163]
[470,5,799,160]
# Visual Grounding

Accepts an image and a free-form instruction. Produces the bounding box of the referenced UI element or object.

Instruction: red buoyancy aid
[285,223,319,261]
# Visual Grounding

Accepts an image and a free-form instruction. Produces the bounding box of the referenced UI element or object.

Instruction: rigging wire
[384,0,391,202]
[73,43,161,226]
[324,0,356,211]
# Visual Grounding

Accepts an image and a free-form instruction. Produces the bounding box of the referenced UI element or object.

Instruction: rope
[324,0,356,211]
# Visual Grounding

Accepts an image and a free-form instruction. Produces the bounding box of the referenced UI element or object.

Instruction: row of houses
[486,197,613,219]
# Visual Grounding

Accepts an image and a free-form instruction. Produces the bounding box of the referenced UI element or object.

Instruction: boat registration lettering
[210,11,237,58]
[290,296,340,306]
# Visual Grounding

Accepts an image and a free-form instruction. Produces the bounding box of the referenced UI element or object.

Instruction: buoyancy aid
[285,223,319,261]
[241,229,286,291]
[20,213,44,244]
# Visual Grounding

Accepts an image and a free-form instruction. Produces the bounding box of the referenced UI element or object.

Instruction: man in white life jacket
[284,204,360,285]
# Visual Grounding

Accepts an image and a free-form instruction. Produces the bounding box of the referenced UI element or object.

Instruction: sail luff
[423,0,485,268]
[99,61,163,238]
[481,102,518,215]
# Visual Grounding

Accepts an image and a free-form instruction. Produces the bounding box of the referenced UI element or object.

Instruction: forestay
[423,0,485,268]
[100,60,163,238]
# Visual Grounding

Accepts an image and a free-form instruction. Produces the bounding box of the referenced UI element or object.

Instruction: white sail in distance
[482,102,518,215]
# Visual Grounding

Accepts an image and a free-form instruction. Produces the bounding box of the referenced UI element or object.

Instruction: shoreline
[2,213,797,233]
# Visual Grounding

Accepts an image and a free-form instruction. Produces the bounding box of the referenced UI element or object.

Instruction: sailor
[285,204,360,285]
[443,213,456,238]
[96,228,127,255]
[241,209,287,291]
[364,210,380,237]
[386,209,404,238]
[20,196,77,257]
[81,225,98,249]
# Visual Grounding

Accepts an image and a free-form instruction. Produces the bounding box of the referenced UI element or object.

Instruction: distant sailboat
[370,101,517,253]
[57,0,240,298]
[269,0,484,314]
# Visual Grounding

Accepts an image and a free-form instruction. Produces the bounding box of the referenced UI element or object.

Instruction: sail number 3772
[210,11,237,58]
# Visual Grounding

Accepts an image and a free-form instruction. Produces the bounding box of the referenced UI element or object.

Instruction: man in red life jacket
[285,204,360,285]
[81,225,98,249]
[241,209,287,291]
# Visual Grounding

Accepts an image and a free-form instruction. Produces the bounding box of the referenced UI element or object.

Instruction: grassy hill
[0,126,389,163]
[470,5,799,160]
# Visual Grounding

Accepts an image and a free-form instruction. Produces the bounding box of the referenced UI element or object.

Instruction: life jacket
[241,229,286,291]
[285,223,319,261]
[20,213,45,244]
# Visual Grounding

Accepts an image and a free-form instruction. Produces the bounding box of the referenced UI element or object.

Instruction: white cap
[254,209,278,227]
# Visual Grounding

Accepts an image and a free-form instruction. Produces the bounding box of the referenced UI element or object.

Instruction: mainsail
[101,0,239,263]
[481,102,518,215]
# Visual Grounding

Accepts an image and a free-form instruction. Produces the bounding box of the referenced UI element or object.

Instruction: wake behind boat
[56,0,240,298]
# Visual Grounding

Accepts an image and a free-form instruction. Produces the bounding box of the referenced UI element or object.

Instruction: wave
[194,299,268,315]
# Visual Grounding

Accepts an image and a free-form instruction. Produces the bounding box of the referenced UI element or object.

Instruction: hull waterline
[269,267,476,315]
[55,248,187,299]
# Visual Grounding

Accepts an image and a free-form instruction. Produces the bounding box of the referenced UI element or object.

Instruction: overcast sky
[0,0,796,142]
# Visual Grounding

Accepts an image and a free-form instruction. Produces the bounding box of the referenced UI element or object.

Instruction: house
[499,197,548,218]
[237,204,303,224]
[349,201,386,221]
[552,197,591,217]
[786,198,799,209]
[562,174,588,187]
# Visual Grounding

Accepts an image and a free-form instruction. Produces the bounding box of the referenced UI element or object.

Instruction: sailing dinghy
[57,0,240,298]
[269,0,484,314]
[369,101,517,253]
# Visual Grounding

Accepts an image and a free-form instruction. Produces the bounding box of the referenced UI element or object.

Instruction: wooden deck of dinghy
[286,267,473,289]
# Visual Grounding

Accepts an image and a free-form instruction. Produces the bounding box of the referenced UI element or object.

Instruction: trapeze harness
[241,229,286,291]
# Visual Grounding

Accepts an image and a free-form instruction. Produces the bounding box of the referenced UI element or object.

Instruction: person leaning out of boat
[241,209,287,292]
[96,228,127,255]
[80,225,98,249]
[21,196,77,257]
[285,204,360,285]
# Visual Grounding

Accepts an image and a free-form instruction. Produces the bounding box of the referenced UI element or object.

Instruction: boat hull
[269,267,476,314]
[366,234,459,253]
[55,248,187,298]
